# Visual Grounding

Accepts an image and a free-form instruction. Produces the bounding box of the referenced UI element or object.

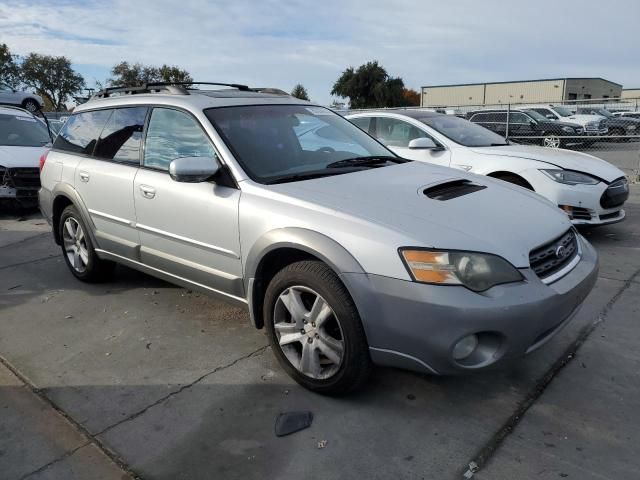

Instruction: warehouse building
[421,78,623,107]
[622,88,640,99]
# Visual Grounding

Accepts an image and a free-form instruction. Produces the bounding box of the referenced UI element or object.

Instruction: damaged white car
[0,106,51,207]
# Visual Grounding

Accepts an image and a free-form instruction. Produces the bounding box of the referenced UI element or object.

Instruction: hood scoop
[423,179,487,201]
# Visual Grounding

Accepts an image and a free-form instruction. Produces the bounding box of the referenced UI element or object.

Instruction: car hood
[0,145,47,168]
[269,162,572,268]
[468,145,625,182]
[562,114,604,125]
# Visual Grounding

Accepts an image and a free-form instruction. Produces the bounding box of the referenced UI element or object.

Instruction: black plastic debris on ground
[275,411,313,437]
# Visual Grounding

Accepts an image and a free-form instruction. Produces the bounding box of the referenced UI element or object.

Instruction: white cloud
[1,0,639,104]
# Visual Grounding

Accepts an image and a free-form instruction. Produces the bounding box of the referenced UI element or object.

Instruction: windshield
[596,109,612,118]
[205,105,397,183]
[553,106,574,117]
[0,113,51,147]
[523,109,548,122]
[418,115,508,147]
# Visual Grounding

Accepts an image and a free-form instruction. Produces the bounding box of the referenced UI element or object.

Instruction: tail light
[39,150,49,172]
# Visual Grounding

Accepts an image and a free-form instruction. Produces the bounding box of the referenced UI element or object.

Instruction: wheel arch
[245,228,365,329]
[486,171,535,190]
[51,185,99,248]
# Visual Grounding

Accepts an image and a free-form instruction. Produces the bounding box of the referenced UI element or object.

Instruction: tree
[109,61,192,87]
[0,43,21,87]
[400,88,421,107]
[21,53,84,111]
[331,61,406,109]
[291,84,310,100]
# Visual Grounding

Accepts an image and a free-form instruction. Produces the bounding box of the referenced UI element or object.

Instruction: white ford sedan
[347,110,628,226]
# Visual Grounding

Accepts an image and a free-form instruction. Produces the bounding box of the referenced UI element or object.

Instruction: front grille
[600,177,629,209]
[599,119,607,130]
[7,167,40,189]
[571,207,592,220]
[529,229,579,280]
[600,211,621,221]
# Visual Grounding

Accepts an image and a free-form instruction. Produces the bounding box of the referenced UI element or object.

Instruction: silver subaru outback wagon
[39,83,598,395]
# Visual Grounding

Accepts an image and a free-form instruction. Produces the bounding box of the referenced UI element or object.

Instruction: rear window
[94,107,147,164]
[53,110,111,155]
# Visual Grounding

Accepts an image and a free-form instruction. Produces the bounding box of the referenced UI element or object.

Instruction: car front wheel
[542,135,562,148]
[264,260,371,395]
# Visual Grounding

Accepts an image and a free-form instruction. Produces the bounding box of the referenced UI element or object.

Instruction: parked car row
[0,83,44,112]
[31,82,622,395]
[458,103,640,146]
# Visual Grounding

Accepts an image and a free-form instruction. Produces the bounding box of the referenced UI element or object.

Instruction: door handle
[139,185,156,199]
[79,171,90,182]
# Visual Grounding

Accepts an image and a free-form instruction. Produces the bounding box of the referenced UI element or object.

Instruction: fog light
[452,334,478,360]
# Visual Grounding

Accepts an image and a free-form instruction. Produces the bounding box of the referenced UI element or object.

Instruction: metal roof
[421,77,623,89]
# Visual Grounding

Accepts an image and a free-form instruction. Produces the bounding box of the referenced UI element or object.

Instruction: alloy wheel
[62,217,89,273]
[543,136,561,148]
[273,286,345,379]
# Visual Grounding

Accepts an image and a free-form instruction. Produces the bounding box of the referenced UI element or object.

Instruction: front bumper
[343,235,598,375]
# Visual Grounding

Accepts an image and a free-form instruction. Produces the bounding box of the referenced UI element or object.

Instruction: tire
[21,99,39,112]
[495,174,533,190]
[59,205,115,282]
[264,260,371,395]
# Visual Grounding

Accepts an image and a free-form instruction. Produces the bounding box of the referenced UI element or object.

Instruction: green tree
[109,61,192,87]
[21,53,84,111]
[291,83,310,100]
[0,43,21,87]
[331,61,405,109]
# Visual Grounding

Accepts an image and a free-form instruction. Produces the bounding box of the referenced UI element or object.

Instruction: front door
[134,107,243,300]
[373,116,451,167]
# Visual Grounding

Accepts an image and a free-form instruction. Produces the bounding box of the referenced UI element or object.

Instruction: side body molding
[244,228,366,328]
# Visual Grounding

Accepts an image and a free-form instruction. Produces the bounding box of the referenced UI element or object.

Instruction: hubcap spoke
[309,296,332,327]
[280,288,307,323]
[317,332,344,364]
[64,220,75,239]
[78,246,89,265]
[299,341,321,377]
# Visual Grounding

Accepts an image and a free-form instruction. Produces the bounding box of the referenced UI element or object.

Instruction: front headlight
[561,126,574,133]
[399,249,524,292]
[540,169,600,185]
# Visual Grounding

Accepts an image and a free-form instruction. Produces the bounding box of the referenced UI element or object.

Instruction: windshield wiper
[265,170,347,185]
[326,156,402,169]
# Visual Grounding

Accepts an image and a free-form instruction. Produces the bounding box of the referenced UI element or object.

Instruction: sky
[1,0,639,105]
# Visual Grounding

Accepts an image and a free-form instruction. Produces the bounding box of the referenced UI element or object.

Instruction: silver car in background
[39,84,598,394]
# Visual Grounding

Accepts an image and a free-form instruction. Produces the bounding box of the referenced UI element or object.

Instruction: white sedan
[347,110,629,226]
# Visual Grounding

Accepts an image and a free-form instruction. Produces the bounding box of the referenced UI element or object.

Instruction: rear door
[55,107,146,259]
[133,107,243,300]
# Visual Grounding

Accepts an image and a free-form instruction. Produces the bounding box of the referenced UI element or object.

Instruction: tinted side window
[53,110,112,155]
[143,108,216,171]
[350,117,371,133]
[375,117,428,147]
[509,113,529,123]
[471,113,490,122]
[94,107,147,164]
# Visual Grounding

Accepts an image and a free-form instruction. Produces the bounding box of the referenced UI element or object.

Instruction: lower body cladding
[342,237,598,375]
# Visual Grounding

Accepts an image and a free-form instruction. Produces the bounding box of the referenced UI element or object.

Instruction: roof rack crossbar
[92,81,251,99]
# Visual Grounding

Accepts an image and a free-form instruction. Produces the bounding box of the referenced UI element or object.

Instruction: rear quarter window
[53,110,112,155]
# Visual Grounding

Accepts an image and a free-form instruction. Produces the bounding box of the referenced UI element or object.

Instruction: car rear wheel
[59,205,115,282]
[21,99,39,112]
[541,135,562,148]
[264,260,371,395]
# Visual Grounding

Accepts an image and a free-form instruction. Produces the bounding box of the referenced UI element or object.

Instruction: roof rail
[92,81,251,99]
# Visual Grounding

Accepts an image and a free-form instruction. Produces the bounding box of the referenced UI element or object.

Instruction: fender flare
[51,183,100,248]
[244,228,365,328]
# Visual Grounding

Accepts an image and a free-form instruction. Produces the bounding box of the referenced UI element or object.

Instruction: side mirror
[408,137,438,149]
[169,156,219,183]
